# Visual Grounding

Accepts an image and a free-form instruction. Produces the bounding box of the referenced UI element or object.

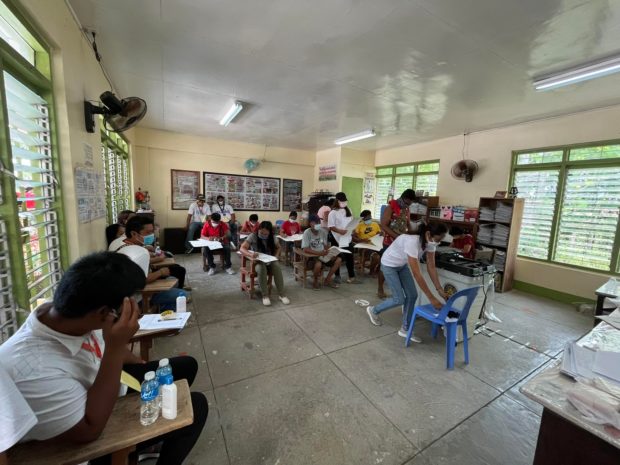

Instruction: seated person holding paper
[353,210,382,275]
[279,210,302,263]
[105,223,125,248]
[302,215,341,289]
[200,212,235,276]
[241,213,260,234]
[240,221,291,307]
[117,216,187,310]
[0,252,208,465]
[327,192,360,284]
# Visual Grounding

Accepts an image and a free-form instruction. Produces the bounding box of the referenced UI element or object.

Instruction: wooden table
[595,281,618,324]
[9,379,194,465]
[521,361,620,464]
[140,277,178,312]
[130,328,180,361]
[150,257,175,270]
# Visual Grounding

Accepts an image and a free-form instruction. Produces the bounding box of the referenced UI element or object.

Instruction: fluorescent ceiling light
[219,101,243,126]
[533,56,620,91]
[334,129,376,145]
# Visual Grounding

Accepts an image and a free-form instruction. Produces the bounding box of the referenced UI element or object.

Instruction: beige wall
[314,147,341,194]
[133,128,315,229]
[20,0,127,260]
[376,104,620,298]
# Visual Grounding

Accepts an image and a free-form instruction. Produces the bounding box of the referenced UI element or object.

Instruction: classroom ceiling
[68,0,620,151]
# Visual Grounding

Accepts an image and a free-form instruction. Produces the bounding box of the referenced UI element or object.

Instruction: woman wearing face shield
[327,192,361,284]
[366,222,449,343]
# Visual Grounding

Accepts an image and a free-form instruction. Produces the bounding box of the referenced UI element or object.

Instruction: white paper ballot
[139,312,191,331]
[257,253,278,263]
[279,233,304,242]
[354,234,384,252]
[332,218,359,248]
[190,239,223,250]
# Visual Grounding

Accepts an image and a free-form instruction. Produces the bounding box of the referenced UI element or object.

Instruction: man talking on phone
[0,252,207,465]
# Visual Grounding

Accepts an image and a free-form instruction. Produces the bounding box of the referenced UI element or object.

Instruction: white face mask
[289,218,297,223]
[426,240,439,253]
[338,201,347,208]
[211,221,220,227]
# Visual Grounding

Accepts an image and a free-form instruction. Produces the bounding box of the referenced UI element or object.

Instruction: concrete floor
[149,253,593,465]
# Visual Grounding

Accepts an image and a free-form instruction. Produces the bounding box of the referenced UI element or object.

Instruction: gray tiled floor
[150,254,592,465]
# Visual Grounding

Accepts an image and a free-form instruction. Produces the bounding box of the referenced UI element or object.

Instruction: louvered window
[512,143,620,272]
[374,161,439,218]
[7,72,62,307]
[0,1,65,324]
[101,128,130,224]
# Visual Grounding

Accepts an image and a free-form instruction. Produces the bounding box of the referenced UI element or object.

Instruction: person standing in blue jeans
[366,222,448,343]
[184,194,210,253]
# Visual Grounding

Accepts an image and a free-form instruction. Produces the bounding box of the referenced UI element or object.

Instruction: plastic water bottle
[140,371,160,426]
[176,295,187,313]
[156,359,173,407]
[155,246,162,256]
[161,375,177,420]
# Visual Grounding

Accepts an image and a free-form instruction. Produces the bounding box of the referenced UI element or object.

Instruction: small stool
[240,254,273,298]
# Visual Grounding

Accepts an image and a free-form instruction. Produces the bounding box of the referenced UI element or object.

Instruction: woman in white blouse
[366,222,449,342]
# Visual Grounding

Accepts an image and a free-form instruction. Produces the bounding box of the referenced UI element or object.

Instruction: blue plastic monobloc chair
[405,286,481,369]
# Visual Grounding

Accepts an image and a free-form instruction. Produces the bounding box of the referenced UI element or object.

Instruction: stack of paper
[477,223,509,247]
[190,239,223,250]
[495,203,513,222]
[493,250,506,271]
[479,207,495,221]
[332,219,359,248]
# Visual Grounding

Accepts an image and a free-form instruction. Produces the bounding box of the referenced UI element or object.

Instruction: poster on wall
[318,163,337,181]
[74,165,106,223]
[363,172,375,205]
[203,172,281,211]
[171,169,201,210]
[282,179,303,211]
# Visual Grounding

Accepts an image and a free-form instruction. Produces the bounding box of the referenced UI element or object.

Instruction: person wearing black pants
[165,263,187,290]
[328,231,357,281]
[92,356,208,465]
[327,192,361,284]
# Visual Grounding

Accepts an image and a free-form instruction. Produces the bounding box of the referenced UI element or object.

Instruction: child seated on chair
[279,210,302,264]
[353,210,382,276]
[201,212,235,276]
[301,215,341,290]
[449,226,475,259]
[241,213,260,234]
[240,221,291,307]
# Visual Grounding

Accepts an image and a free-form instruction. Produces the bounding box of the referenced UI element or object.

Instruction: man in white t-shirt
[184,194,210,253]
[0,362,37,461]
[118,216,187,309]
[212,195,238,247]
[0,252,208,465]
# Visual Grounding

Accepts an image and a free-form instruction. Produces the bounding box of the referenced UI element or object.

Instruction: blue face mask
[313,224,321,231]
[143,233,155,246]
[364,219,372,225]
[258,233,269,240]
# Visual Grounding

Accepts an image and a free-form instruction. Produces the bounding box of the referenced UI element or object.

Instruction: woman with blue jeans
[366,222,448,343]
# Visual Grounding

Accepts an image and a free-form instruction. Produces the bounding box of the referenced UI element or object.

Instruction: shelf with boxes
[428,205,479,242]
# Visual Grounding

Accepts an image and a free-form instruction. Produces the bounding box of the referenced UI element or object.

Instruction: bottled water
[161,377,177,420]
[176,295,187,313]
[140,371,160,426]
[156,359,173,408]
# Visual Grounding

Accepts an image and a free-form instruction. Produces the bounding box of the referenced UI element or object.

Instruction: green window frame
[0,0,67,341]
[511,140,620,274]
[100,123,131,225]
[374,160,439,218]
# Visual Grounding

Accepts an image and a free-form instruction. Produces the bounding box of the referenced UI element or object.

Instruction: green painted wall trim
[513,280,595,305]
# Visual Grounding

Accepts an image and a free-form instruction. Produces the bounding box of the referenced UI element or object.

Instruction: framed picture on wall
[203,171,281,211]
[282,179,303,211]
[171,169,201,210]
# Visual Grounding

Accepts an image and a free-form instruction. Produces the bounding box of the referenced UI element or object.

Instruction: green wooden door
[341,176,363,218]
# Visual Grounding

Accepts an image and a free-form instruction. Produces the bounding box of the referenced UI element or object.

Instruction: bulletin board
[171,169,201,210]
[203,172,281,211]
[282,179,303,211]
[74,165,106,223]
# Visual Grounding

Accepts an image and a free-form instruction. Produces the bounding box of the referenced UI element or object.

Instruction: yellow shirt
[355,222,381,240]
